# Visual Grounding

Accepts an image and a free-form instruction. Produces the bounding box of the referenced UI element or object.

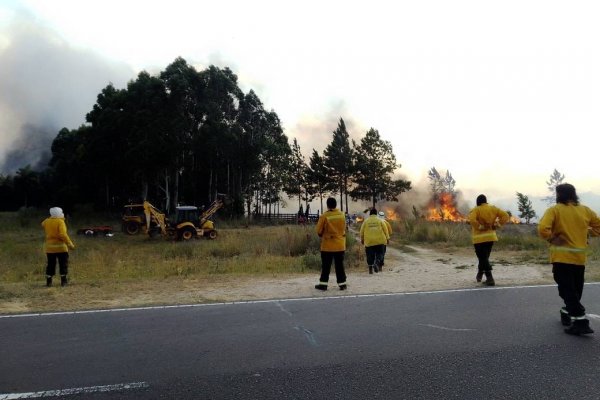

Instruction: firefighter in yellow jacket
[378,211,392,270]
[360,208,390,274]
[538,183,600,335]
[315,197,347,291]
[42,207,75,287]
[468,194,509,286]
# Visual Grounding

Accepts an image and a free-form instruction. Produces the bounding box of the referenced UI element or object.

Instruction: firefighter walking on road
[468,194,509,286]
[538,183,600,335]
[315,197,347,291]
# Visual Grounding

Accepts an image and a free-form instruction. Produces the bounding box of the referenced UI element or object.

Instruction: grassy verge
[3,211,600,312]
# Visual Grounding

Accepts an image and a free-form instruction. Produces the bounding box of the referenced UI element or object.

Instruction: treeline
[0,58,411,215]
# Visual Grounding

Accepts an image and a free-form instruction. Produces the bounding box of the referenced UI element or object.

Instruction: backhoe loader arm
[143,201,167,236]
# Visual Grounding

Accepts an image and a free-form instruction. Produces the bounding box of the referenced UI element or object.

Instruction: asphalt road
[2,283,600,399]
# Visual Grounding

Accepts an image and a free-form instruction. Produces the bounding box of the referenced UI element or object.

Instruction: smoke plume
[0,11,133,174]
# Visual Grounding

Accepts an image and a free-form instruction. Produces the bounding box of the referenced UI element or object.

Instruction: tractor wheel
[125,221,140,235]
[207,230,218,240]
[178,227,196,241]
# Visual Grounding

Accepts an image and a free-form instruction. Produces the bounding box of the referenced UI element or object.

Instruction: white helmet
[378,211,385,218]
[49,207,64,218]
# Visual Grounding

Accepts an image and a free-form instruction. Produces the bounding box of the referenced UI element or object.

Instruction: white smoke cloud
[0,9,133,173]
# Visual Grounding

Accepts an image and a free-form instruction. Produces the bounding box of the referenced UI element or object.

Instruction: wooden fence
[252,213,320,224]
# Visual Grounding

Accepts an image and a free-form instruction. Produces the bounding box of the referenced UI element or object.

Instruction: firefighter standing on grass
[315,197,347,291]
[42,207,75,287]
[538,183,600,335]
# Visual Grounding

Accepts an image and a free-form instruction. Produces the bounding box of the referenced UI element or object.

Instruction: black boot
[315,284,327,291]
[560,308,571,326]
[484,271,495,286]
[46,276,52,287]
[564,318,594,335]
[476,271,483,283]
[60,275,68,287]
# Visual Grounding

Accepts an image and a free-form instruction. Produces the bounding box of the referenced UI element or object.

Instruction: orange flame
[426,192,466,222]
[384,209,401,221]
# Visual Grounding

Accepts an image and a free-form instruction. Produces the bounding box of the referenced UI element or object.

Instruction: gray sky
[1,0,599,214]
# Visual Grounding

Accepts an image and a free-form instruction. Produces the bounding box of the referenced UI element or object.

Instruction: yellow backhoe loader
[142,196,225,241]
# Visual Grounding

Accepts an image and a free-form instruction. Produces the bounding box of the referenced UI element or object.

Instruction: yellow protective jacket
[538,202,600,265]
[383,220,392,237]
[316,208,346,252]
[468,203,509,244]
[360,215,390,247]
[42,217,75,253]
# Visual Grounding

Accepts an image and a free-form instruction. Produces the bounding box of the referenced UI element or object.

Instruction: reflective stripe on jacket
[42,217,74,253]
[468,203,509,244]
[538,203,600,265]
[360,215,390,247]
[316,209,346,252]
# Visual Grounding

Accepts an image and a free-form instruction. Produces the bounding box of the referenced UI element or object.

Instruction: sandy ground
[0,244,555,314]
[194,244,554,302]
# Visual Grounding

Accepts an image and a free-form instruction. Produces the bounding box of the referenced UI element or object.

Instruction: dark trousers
[320,251,346,285]
[46,253,69,276]
[365,245,385,268]
[553,263,586,317]
[474,242,494,272]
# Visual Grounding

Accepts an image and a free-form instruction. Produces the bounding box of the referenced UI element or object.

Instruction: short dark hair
[326,197,337,209]
[476,194,487,206]
[370,208,377,215]
[556,183,579,205]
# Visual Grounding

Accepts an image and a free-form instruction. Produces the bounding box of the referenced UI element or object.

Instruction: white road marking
[1,282,600,319]
[0,382,149,399]
[419,324,475,332]
[275,301,293,316]
[587,314,600,320]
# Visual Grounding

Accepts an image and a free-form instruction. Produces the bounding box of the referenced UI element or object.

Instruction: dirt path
[190,244,554,302]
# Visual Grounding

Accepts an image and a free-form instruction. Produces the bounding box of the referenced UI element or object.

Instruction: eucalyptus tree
[84,83,131,207]
[123,71,173,207]
[191,66,244,206]
[13,165,41,208]
[323,118,354,213]
[350,128,411,208]
[283,138,308,212]
[47,126,94,208]
[427,167,443,201]
[306,149,330,214]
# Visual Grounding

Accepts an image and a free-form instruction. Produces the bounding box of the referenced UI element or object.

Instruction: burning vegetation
[426,192,466,222]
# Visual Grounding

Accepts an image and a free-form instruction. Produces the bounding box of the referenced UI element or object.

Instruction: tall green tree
[323,118,354,213]
[516,192,536,224]
[13,165,41,208]
[306,149,330,214]
[350,128,411,208]
[284,138,308,211]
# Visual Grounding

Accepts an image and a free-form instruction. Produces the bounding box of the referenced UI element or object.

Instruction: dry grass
[2,211,600,313]
[0,211,363,312]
